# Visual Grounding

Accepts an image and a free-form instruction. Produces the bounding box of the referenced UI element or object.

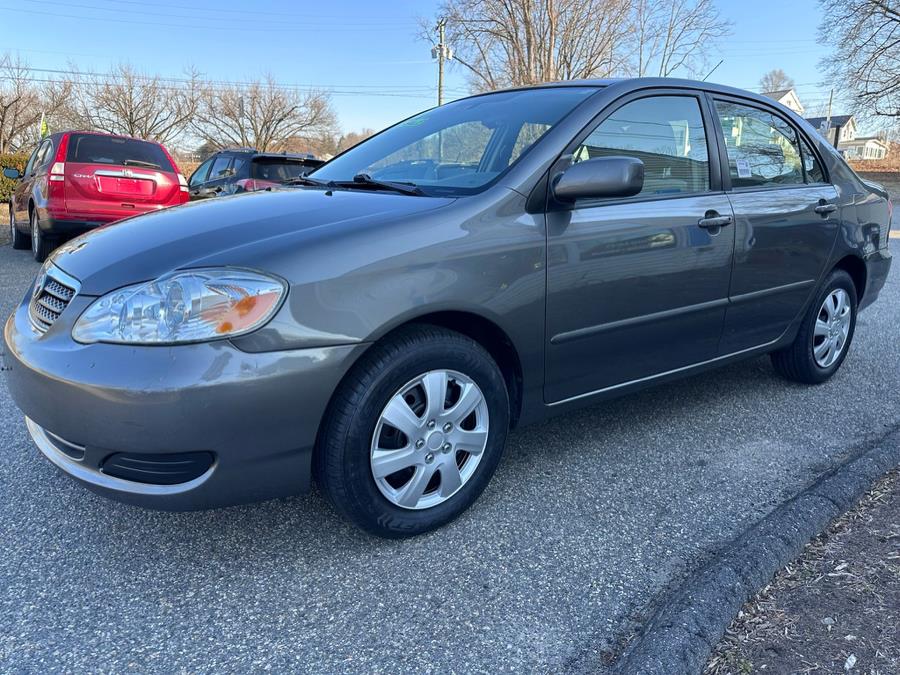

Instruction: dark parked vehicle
[188,148,323,200]
[4,131,189,262]
[4,79,892,537]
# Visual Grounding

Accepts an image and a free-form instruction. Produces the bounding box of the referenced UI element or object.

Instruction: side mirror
[2,167,23,180]
[552,156,644,202]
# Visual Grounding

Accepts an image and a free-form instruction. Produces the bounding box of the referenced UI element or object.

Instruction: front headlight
[72,268,286,344]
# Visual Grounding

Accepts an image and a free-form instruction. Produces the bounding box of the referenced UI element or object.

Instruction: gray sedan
[3,78,892,537]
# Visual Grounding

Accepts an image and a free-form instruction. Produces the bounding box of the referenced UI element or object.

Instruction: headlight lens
[72,268,285,344]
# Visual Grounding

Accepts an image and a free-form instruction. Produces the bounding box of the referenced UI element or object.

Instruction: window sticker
[735,158,751,178]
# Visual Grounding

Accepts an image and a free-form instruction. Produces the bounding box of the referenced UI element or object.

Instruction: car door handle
[814,203,837,215]
[697,213,733,229]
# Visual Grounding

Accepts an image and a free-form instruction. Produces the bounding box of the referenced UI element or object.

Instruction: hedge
[0,152,30,204]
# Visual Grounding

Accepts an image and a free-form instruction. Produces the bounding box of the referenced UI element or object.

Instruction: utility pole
[432,18,451,106]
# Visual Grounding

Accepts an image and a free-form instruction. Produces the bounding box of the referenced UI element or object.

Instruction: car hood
[51,188,455,295]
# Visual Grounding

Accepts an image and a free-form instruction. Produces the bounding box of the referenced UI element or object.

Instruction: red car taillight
[47,134,70,201]
[235,178,278,192]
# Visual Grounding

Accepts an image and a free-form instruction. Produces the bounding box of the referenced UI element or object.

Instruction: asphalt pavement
[1,223,898,672]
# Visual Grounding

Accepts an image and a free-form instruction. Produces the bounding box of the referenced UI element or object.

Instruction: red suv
[4,131,189,261]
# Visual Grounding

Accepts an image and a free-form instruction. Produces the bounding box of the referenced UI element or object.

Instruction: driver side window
[189,158,213,187]
[23,146,40,177]
[573,95,711,199]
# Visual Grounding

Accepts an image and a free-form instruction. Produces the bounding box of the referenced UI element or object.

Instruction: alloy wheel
[813,288,851,368]
[30,211,38,256]
[370,369,489,510]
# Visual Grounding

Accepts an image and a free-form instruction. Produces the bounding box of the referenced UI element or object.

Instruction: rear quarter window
[66,134,175,173]
[250,160,312,181]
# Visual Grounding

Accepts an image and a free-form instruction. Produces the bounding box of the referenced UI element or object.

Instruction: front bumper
[3,290,367,510]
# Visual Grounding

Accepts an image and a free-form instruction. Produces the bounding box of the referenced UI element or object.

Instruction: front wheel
[315,325,510,538]
[771,269,857,384]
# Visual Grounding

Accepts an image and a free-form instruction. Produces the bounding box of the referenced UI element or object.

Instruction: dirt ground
[706,469,900,674]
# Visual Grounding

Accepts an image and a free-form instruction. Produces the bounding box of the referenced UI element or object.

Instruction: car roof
[470,76,780,107]
[213,148,318,161]
[57,130,165,146]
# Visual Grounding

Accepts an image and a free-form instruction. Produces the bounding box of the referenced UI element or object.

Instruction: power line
[12,65,471,96]
[50,0,403,20]
[24,0,420,28]
[0,4,418,33]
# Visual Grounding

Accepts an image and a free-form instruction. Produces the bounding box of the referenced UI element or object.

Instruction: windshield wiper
[282,175,333,187]
[122,159,161,169]
[282,173,424,195]
[343,173,424,196]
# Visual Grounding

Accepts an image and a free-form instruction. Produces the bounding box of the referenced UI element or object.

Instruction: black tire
[771,269,857,384]
[30,208,53,262]
[315,324,510,538]
[10,204,29,249]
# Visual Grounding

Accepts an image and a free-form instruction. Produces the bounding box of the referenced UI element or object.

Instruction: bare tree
[337,128,377,152]
[819,0,900,118]
[759,68,795,93]
[429,0,633,91]
[0,53,71,153]
[192,76,337,152]
[68,63,200,145]
[629,0,731,77]
[426,0,729,92]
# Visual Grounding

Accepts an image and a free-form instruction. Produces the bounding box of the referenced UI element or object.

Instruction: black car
[187,148,323,200]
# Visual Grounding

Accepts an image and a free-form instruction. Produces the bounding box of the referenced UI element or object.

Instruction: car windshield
[310,87,597,196]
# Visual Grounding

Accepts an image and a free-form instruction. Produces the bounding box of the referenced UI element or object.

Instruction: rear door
[544,91,736,402]
[64,134,181,221]
[710,97,841,353]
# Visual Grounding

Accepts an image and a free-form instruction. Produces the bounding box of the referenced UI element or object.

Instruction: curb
[612,426,900,675]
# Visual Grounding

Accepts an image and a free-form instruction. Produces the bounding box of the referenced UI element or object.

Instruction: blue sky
[0,0,841,139]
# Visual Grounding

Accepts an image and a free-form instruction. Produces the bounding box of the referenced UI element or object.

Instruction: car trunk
[63,134,181,222]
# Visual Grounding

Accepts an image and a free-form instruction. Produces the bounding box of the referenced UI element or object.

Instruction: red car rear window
[66,134,175,173]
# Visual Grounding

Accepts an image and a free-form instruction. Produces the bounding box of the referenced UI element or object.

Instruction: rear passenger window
[573,95,710,199]
[714,101,803,188]
[799,136,826,183]
[209,156,232,180]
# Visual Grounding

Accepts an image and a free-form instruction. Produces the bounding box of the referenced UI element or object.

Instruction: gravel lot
[0,213,898,672]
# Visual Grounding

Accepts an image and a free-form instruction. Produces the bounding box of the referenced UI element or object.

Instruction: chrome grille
[29,265,80,333]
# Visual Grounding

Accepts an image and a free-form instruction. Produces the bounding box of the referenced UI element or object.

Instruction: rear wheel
[315,325,510,538]
[771,269,857,384]
[10,204,29,249]
[30,208,53,262]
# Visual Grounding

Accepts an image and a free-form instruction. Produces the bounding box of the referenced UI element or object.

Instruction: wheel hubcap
[370,369,489,510]
[813,288,851,368]
[30,213,38,254]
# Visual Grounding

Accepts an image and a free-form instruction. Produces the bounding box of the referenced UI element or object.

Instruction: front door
[710,97,841,353]
[545,92,735,403]
[13,143,43,225]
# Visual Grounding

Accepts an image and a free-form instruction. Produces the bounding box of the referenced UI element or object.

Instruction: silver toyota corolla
[3,78,892,537]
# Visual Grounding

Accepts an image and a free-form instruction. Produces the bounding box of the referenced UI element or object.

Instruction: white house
[762,88,805,115]
[804,115,858,146]
[838,136,891,160]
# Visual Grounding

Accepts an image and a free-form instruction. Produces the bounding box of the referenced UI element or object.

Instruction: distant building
[839,136,891,160]
[762,88,804,115]
[804,114,858,146]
